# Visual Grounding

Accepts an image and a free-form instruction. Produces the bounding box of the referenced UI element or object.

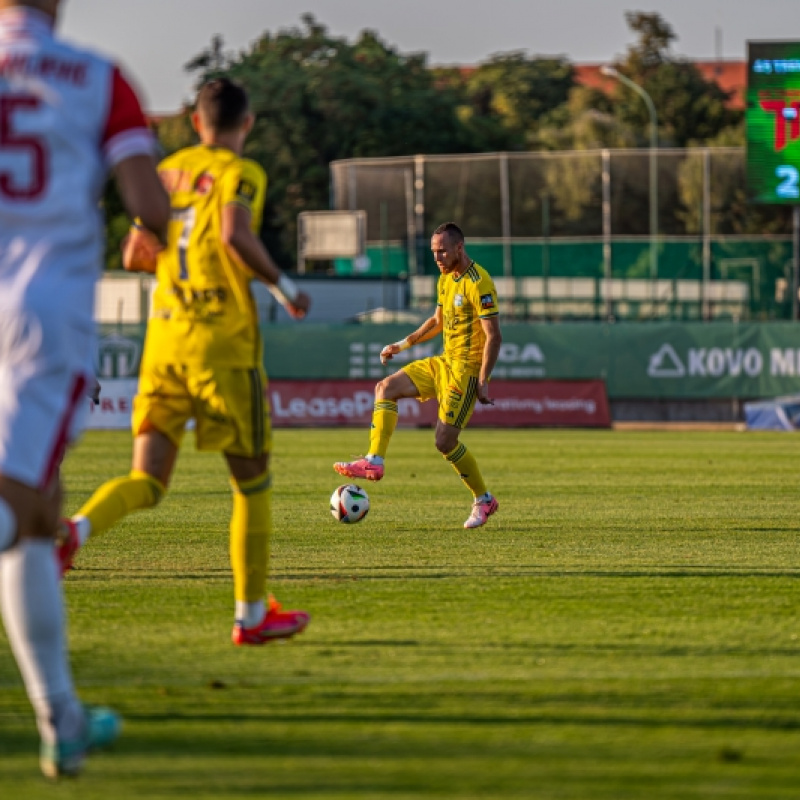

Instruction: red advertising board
[269,380,610,428]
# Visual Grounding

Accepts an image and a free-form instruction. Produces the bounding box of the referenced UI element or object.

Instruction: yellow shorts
[132,363,271,458]
[402,355,480,429]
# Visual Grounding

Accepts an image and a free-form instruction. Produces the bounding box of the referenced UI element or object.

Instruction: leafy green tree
[99,12,754,271]
[535,85,636,151]
[100,181,128,271]
[447,53,575,151]
[677,126,791,236]
[185,15,471,268]
[155,111,195,158]
[609,12,741,148]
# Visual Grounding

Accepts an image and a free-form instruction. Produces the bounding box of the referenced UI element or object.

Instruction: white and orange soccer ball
[330,484,370,524]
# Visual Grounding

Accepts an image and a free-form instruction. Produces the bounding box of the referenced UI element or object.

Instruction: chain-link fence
[331,148,799,321]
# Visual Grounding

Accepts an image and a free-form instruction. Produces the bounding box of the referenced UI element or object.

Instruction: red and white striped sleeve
[101,66,157,168]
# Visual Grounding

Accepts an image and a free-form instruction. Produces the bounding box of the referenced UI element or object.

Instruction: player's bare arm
[115,154,170,245]
[380,307,443,364]
[221,202,310,318]
[118,154,170,273]
[477,316,502,405]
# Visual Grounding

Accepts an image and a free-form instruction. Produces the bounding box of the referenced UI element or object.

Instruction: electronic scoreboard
[747,41,800,204]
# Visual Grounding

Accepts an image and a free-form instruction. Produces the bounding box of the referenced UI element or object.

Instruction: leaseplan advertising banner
[84,379,611,430]
[269,380,610,428]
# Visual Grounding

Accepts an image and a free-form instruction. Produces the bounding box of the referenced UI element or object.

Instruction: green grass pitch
[2,428,800,798]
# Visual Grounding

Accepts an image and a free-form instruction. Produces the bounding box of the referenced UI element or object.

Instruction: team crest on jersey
[195,172,214,195]
[480,293,495,310]
[454,294,464,307]
[236,179,257,204]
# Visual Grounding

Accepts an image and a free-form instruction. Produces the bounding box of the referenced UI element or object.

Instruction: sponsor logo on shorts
[447,384,463,407]
[480,293,495,310]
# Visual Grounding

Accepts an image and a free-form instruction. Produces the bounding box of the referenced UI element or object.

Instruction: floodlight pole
[601,66,658,290]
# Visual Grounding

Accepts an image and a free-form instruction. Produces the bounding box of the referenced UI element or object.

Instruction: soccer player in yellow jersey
[335,222,502,529]
[59,78,312,644]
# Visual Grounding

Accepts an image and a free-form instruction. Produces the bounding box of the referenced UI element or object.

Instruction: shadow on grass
[318,640,800,659]
[65,566,800,580]
[2,709,795,764]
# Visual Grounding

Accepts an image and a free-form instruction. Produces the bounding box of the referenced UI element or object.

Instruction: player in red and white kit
[0,0,169,778]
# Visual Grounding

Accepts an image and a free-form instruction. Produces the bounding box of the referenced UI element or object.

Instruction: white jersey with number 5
[0,7,154,321]
[0,7,155,488]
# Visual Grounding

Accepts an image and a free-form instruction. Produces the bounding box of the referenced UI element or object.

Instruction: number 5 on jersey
[0,95,46,200]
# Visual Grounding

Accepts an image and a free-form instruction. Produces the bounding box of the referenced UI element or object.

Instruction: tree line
[105,12,754,271]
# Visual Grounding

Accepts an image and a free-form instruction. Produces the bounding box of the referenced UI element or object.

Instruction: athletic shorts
[0,310,93,489]
[133,363,271,458]
[402,355,480,429]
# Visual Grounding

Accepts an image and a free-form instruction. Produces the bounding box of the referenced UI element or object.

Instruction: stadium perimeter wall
[94,322,800,422]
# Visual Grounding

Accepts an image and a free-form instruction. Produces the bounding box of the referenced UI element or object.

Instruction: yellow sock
[230,471,271,604]
[76,469,165,537]
[444,443,487,498]
[368,400,398,459]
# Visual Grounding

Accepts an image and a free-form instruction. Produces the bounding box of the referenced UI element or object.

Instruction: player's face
[431,233,462,274]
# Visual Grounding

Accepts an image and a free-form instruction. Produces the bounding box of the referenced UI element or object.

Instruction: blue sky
[59,0,800,113]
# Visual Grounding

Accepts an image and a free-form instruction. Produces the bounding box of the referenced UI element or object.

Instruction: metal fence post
[414,155,426,274]
[404,168,417,275]
[542,191,550,319]
[500,153,512,277]
[602,149,612,320]
[702,148,711,320]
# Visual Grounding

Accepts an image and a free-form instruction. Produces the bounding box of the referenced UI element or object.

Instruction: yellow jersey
[437,260,499,372]
[142,144,267,369]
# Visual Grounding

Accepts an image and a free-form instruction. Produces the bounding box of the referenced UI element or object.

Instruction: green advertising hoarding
[97,322,800,400]
[747,41,800,204]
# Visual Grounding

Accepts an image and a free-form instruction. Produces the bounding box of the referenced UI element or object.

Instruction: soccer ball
[330,483,370,524]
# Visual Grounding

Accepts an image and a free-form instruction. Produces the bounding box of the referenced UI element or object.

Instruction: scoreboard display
[747,41,800,204]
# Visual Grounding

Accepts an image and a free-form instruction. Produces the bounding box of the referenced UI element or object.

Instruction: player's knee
[226,453,269,487]
[376,374,408,402]
[230,469,272,496]
[435,431,458,454]
[0,479,55,543]
[374,377,392,400]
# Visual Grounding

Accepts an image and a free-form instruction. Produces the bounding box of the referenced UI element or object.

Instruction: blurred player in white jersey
[0,0,169,778]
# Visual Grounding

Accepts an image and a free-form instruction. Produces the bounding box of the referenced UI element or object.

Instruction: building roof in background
[152,59,748,124]
[575,60,746,109]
